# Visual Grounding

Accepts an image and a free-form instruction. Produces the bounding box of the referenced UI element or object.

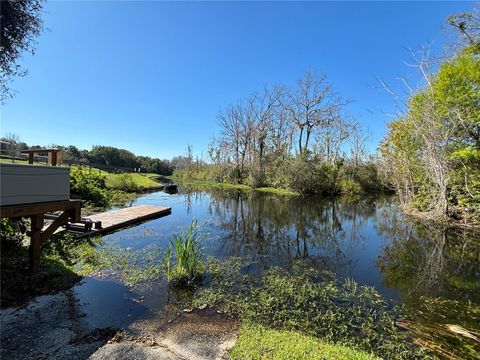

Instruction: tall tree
[285,70,346,155]
[0,0,44,103]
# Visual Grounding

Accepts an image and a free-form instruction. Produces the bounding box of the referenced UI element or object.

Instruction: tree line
[175,70,382,195]
[0,138,174,175]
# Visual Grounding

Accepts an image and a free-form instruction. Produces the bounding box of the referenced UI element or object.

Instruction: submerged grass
[189,259,429,360]
[43,233,162,286]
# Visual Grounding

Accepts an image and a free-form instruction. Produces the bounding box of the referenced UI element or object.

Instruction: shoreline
[402,207,480,231]
[170,176,300,196]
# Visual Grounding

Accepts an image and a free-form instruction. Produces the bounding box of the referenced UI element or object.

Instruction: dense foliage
[378,10,480,224]
[379,44,480,223]
[0,0,44,103]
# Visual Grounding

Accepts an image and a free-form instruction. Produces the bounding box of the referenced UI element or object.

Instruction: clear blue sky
[1,1,475,160]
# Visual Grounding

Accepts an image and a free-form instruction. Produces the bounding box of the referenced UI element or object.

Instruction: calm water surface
[74,186,480,329]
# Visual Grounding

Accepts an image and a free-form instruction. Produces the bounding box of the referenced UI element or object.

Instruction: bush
[0,218,27,250]
[286,155,333,195]
[264,157,292,189]
[339,178,362,194]
[70,167,111,207]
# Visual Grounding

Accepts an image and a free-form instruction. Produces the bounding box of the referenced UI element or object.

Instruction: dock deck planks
[68,205,171,236]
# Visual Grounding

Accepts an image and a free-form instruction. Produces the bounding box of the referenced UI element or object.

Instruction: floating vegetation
[398,297,480,359]
[42,233,162,287]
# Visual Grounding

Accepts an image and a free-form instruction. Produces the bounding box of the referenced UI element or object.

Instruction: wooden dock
[59,205,171,236]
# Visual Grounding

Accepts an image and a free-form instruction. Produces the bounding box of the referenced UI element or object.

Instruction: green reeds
[164,220,204,287]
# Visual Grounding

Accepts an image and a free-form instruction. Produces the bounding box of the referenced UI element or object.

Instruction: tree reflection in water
[375,202,480,304]
[181,186,380,278]
[180,186,479,307]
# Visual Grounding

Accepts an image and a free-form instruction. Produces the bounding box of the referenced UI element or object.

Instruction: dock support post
[29,214,44,272]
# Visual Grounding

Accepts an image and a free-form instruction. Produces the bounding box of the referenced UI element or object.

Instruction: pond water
[73,185,479,333]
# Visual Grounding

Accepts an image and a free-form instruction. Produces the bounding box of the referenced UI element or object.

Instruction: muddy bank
[0,277,240,360]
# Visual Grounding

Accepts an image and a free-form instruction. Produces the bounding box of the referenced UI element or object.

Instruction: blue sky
[1,1,475,160]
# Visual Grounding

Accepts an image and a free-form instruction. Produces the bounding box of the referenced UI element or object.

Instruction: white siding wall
[0,163,70,206]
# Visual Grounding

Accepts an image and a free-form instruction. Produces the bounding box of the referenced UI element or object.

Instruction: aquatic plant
[164,220,204,287]
[189,260,429,359]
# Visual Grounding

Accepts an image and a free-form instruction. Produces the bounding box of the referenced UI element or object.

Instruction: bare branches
[447,9,480,47]
[285,70,349,155]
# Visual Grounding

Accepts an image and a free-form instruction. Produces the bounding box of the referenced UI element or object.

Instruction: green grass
[105,172,161,191]
[190,260,427,359]
[255,187,299,196]
[172,177,300,195]
[231,323,379,360]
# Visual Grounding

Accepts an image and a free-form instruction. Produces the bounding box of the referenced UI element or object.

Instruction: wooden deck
[65,205,171,236]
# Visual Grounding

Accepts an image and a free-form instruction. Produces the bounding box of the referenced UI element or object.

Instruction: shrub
[286,155,333,195]
[0,218,27,250]
[70,167,110,207]
[339,178,362,194]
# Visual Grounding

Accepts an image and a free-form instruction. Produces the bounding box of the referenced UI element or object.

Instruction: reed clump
[164,220,204,287]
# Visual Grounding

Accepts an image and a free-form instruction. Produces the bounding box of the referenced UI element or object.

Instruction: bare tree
[379,48,455,218]
[248,85,283,183]
[218,101,254,182]
[285,70,347,155]
[4,132,21,162]
[446,8,480,47]
[350,122,370,168]
[315,110,356,165]
[269,106,293,159]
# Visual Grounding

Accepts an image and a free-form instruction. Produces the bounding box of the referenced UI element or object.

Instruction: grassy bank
[172,176,300,196]
[104,172,162,191]
[231,323,379,360]
[70,167,164,207]
[186,260,429,359]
